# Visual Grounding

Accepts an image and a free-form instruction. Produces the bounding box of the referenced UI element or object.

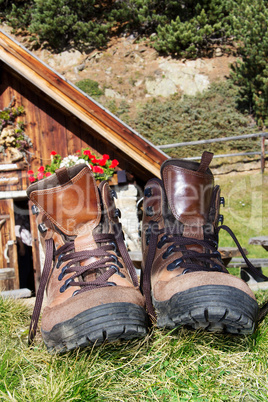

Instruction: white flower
[76,159,91,168]
[60,155,79,168]
[59,155,92,169]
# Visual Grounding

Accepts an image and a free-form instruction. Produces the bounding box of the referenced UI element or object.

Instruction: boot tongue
[161,152,214,239]
[28,165,101,236]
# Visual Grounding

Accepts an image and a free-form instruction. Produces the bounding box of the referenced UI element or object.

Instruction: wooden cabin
[0,30,168,294]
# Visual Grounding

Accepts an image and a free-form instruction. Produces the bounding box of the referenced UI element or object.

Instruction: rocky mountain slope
[36,37,237,118]
[1,25,237,120]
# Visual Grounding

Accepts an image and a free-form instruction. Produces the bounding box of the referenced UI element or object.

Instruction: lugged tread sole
[153,285,259,334]
[41,302,148,352]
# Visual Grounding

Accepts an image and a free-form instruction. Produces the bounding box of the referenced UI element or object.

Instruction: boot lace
[28,222,138,345]
[143,222,268,322]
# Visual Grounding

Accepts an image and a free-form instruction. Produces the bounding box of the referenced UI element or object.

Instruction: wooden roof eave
[0,30,169,178]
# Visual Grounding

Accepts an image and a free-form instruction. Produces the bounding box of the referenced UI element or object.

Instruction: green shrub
[0,0,34,30]
[29,0,110,49]
[109,0,183,35]
[133,81,259,158]
[153,0,233,58]
[75,79,104,98]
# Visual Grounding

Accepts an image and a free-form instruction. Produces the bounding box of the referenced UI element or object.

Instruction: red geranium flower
[109,159,119,169]
[45,172,52,177]
[28,176,36,183]
[83,150,93,157]
[91,156,98,164]
[27,170,34,175]
[98,158,107,166]
[37,172,44,180]
[50,151,57,156]
[102,154,110,160]
[92,166,104,174]
[38,166,45,173]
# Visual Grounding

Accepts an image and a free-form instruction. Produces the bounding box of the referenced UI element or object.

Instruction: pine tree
[29,0,110,49]
[230,0,268,127]
[153,0,233,57]
[0,0,33,30]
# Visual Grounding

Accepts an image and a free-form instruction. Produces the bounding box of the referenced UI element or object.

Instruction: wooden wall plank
[65,118,83,156]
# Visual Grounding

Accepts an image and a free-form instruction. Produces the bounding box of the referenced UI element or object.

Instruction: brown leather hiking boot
[141,151,263,334]
[27,164,147,352]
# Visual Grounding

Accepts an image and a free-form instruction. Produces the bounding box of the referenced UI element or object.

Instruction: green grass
[1,294,268,401]
[216,172,268,258]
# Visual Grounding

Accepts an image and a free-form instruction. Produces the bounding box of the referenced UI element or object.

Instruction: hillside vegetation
[132,81,259,159]
[1,0,268,128]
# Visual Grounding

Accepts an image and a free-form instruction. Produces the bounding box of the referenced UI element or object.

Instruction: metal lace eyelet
[110,264,125,278]
[220,197,225,207]
[218,215,224,224]
[60,277,73,293]
[111,189,117,199]
[72,290,80,297]
[212,251,221,258]
[58,265,68,281]
[110,254,123,268]
[146,206,154,217]
[167,257,183,271]
[114,208,121,218]
[110,241,120,256]
[212,264,223,272]
[211,240,218,249]
[157,235,168,249]
[31,205,39,215]
[107,282,116,286]
[110,241,117,251]
[38,223,47,233]
[182,269,190,275]
[144,187,152,197]
[162,245,175,259]
[56,254,64,268]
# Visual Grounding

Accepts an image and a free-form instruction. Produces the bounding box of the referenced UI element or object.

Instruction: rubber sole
[153,285,259,334]
[41,302,148,353]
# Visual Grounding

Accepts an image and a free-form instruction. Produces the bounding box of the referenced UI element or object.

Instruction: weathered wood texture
[0,198,19,289]
[0,65,92,187]
[0,268,16,291]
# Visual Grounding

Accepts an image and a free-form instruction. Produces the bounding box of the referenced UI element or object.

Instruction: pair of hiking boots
[27,152,265,352]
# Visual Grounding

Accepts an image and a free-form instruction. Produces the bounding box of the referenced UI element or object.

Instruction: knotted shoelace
[28,223,138,345]
[143,222,268,322]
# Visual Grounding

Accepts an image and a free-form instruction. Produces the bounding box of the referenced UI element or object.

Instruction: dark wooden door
[0,199,19,290]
